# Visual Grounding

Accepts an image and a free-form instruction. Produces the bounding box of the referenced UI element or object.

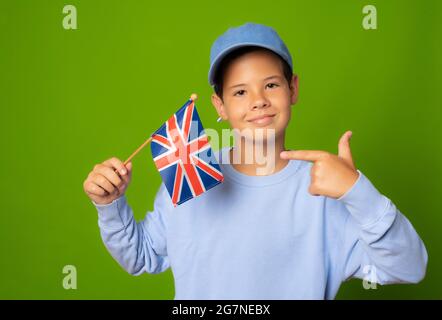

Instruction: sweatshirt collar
[216,147,302,187]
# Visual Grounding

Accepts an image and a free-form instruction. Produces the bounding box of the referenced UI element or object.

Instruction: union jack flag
[150,98,224,206]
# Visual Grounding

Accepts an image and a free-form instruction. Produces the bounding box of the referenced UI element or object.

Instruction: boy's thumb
[125,162,133,175]
[121,162,133,185]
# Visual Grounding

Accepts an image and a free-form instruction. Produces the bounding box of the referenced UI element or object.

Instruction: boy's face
[211,49,298,141]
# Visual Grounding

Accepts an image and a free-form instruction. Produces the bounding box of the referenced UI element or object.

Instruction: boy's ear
[289,74,299,105]
[211,93,228,120]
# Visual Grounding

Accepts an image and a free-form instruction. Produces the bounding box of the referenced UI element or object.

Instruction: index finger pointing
[280,150,328,162]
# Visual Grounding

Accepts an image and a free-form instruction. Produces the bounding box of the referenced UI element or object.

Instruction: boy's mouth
[247,114,276,126]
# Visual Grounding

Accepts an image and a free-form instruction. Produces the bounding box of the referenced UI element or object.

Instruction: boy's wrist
[93,194,125,208]
[95,195,130,231]
[337,170,389,227]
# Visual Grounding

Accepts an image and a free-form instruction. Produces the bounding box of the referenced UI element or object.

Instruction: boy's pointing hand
[280,131,359,199]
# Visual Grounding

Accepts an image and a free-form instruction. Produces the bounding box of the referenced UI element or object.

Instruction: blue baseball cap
[208,23,293,86]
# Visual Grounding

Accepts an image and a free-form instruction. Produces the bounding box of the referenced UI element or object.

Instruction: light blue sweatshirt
[94,147,427,299]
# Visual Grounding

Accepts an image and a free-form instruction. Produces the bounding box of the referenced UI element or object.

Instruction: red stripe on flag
[193,157,224,181]
[152,134,172,148]
[172,164,183,205]
[182,162,205,196]
[167,114,204,196]
[187,135,209,155]
[154,153,179,170]
[182,101,194,142]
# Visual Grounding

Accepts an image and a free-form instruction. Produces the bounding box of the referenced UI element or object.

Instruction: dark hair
[213,46,293,100]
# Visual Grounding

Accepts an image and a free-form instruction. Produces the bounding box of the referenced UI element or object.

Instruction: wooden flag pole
[120,93,198,167]
[122,136,153,166]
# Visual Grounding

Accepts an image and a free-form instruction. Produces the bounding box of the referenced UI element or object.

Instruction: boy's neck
[229,135,289,176]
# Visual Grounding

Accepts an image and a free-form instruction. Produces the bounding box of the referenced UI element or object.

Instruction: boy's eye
[266,83,279,89]
[233,83,279,96]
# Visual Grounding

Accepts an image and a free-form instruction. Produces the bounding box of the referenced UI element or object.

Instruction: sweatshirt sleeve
[336,170,428,285]
[94,183,172,275]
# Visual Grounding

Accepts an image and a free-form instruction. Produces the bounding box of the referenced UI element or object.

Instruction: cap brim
[208,42,288,87]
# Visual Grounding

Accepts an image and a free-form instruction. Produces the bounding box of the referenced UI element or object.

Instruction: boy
[83,23,427,299]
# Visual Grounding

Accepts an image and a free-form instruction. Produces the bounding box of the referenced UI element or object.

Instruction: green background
[1,0,440,299]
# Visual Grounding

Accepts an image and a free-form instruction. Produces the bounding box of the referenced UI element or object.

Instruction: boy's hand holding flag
[83,94,224,207]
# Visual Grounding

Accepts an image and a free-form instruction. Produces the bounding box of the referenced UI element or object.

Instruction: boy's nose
[251,94,270,110]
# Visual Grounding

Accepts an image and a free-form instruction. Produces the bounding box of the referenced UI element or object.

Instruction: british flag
[150,98,224,206]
